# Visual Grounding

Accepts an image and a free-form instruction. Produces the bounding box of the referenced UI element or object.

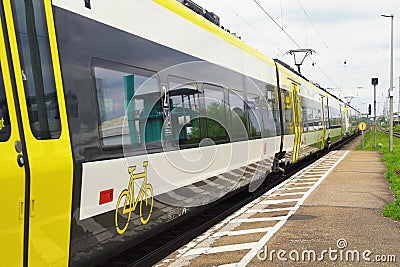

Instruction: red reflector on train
[99,189,114,205]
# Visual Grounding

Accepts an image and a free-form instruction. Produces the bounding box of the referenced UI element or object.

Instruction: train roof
[273,59,360,112]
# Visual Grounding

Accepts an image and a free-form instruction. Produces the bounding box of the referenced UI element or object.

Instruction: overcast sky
[194,0,400,115]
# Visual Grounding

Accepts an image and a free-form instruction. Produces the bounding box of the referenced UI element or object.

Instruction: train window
[329,107,341,129]
[228,90,247,141]
[13,0,61,139]
[203,85,228,141]
[0,67,10,142]
[301,97,323,132]
[266,85,280,136]
[260,99,277,138]
[246,93,262,138]
[93,65,161,148]
[168,77,201,146]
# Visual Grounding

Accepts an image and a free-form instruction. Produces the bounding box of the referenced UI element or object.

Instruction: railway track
[376,125,400,138]
[95,134,359,267]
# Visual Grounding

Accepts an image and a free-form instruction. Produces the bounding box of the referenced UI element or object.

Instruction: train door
[339,104,343,139]
[0,0,73,266]
[291,83,301,162]
[0,7,25,265]
[321,96,326,149]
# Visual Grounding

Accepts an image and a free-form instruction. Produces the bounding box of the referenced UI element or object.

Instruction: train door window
[168,76,201,146]
[203,84,228,141]
[301,102,308,133]
[12,0,61,139]
[0,67,10,141]
[228,89,247,141]
[266,85,280,136]
[246,93,262,138]
[93,63,160,148]
[259,87,277,138]
[282,89,294,135]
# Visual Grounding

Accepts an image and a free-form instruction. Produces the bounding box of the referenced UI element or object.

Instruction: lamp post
[372,78,378,148]
[381,13,394,152]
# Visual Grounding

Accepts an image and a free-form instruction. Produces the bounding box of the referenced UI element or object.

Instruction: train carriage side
[349,105,361,133]
[51,0,284,265]
[275,61,330,164]
[327,94,345,145]
[0,0,285,265]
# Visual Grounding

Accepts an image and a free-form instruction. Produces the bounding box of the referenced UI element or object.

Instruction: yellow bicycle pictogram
[115,161,154,234]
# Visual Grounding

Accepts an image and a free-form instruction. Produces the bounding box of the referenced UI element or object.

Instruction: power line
[297,0,342,64]
[313,62,340,88]
[251,0,339,88]
[218,0,282,55]
[251,0,302,48]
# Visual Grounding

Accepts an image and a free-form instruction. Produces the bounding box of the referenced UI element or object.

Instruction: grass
[356,130,400,221]
[394,124,400,133]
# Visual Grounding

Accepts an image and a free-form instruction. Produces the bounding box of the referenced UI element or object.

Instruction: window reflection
[204,85,228,141]
[0,66,10,141]
[246,93,262,138]
[169,82,201,145]
[94,66,161,148]
[13,0,61,139]
[229,90,247,140]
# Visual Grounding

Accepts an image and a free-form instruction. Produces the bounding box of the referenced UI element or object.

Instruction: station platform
[156,150,399,266]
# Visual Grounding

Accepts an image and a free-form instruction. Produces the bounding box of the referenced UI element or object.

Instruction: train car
[326,94,344,145]
[343,104,361,136]
[0,0,359,266]
[275,60,330,163]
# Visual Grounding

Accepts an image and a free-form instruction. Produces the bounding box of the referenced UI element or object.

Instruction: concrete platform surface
[250,151,399,266]
[156,150,399,267]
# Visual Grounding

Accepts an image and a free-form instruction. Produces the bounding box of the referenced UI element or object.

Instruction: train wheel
[115,189,131,234]
[140,184,154,224]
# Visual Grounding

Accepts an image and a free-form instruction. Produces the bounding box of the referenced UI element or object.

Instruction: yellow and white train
[0,0,360,266]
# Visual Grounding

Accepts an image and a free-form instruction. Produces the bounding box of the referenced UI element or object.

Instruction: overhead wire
[251,0,339,88]
[297,0,345,88]
[313,62,340,88]
[297,0,334,57]
[251,0,302,48]
[218,0,282,56]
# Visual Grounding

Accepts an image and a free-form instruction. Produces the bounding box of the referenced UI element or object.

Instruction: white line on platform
[183,242,257,257]
[279,186,312,190]
[302,174,327,177]
[236,150,350,267]
[212,227,273,237]
[286,181,316,186]
[217,264,238,267]
[269,192,306,197]
[259,198,302,205]
[295,177,321,181]
[245,207,295,213]
[231,216,287,223]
